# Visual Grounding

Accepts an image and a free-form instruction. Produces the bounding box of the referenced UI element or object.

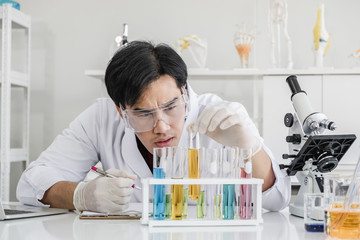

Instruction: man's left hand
[189,103,261,155]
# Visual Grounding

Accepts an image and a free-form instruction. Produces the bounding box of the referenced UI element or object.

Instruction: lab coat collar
[121,83,199,177]
[122,128,153,178]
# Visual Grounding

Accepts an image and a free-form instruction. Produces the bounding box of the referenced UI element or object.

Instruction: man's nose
[153,118,171,133]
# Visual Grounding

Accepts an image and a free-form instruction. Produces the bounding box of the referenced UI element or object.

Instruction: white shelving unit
[0,4,31,202]
[84,68,360,80]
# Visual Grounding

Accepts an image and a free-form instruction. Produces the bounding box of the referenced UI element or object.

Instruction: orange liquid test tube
[188,132,200,200]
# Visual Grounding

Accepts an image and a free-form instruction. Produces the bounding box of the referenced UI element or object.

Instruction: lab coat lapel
[121,128,152,178]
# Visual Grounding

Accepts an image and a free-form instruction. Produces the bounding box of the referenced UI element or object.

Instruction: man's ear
[116,105,123,119]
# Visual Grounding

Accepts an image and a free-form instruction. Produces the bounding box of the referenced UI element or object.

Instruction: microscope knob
[284,113,294,127]
[317,154,338,173]
[282,154,297,159]
[286,134,301,144]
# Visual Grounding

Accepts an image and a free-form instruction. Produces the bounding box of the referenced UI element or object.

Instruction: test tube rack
[141,178,264,227]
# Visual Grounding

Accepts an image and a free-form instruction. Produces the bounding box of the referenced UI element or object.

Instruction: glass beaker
[324,175,360,239]
[304,193,325,232]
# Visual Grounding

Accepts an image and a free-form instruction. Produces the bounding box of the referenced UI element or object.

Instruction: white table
[0,208,327,240]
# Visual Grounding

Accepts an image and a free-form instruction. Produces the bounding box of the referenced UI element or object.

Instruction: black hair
[105,41,188,108]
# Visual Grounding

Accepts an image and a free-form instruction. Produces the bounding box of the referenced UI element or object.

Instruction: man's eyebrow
[132,97,179,111]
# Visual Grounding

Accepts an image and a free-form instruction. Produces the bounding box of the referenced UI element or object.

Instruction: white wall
[9,0,360,200]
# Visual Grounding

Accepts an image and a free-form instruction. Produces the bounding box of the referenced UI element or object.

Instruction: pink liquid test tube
[239,152,252,219]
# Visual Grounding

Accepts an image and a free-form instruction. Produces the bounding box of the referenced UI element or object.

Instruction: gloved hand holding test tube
[188,102,261,220]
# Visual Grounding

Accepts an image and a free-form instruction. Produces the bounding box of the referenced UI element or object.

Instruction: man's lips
[155,137,173,148]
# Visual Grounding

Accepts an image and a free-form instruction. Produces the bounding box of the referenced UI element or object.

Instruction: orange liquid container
[235,44,251,60]
[325,203,360,239]
[188,148,200,200]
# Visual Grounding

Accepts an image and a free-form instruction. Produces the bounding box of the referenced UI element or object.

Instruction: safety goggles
[121,91,189,133]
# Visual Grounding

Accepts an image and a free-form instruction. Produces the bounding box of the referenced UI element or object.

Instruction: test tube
[197,147,207,218]
[234,147,241,218]
[182,187,188,218]
[239,148,252,219]
[153,148,168,220]
[165,192,171,219]
[222,147,236,220]
[171,147,185,220]
[183,148,189,219]
[188,131,201,200]
[205,148,221,219]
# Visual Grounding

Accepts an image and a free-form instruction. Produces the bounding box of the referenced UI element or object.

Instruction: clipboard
[79,210,142,220]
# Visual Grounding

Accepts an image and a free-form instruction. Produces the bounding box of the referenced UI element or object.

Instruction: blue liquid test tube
[223,184,235,220]
[153,168,165,220]
[222,148,236,220]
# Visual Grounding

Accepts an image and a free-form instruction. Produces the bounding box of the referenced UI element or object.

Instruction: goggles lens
[123,94,188,132]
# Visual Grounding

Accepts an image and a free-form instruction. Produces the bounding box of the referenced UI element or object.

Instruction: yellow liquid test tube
[170,147,186,220]
[188,131,201,200]
[171,182,183,220]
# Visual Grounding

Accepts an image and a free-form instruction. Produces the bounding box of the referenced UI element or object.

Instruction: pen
[91,166,141,190]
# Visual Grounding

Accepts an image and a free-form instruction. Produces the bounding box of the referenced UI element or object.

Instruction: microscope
[280,75,356,218]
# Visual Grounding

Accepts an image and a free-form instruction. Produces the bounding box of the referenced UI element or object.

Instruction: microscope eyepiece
[286,75,304,95]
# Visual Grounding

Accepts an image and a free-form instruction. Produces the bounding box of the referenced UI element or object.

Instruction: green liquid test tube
[165,194,171,218]
[197,190,206,218]
[183,188,188,218]
[213,194,222,219]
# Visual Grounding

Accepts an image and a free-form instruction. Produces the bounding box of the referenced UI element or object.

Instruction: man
[17,41,290,213]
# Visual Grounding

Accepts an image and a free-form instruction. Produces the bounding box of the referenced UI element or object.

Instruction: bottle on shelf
[108,23,128,59]
[0,0,20,10]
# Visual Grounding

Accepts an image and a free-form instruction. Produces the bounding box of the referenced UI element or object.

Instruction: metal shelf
[85,68,360,81]
[0,70,29,87]
[0,4,31,202]
[10,148,28,162]
[0,5,30,29]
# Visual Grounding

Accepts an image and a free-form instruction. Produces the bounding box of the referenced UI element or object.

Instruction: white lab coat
[16,85,291,211]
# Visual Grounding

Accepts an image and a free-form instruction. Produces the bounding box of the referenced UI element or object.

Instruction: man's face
[121,75,186,154]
